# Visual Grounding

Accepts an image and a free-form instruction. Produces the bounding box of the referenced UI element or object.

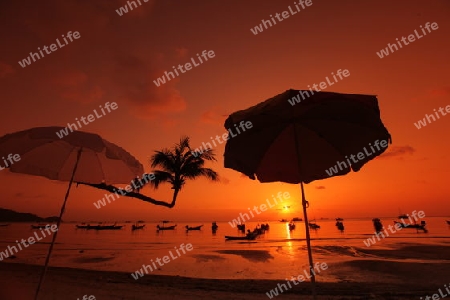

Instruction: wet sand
[1,259,446,300]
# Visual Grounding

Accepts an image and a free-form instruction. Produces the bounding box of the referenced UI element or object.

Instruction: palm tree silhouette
[78,136,219,208]
[148,136,218,207]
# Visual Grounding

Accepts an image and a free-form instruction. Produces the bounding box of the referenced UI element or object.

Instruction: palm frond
[150,149,176,172]
[180,156,204,173]
[178,136,190,153]
[196,148,217,161]
[147,170,173,189]
[182,166,219,182]
[149,136,219,194]
[199,168,219,181]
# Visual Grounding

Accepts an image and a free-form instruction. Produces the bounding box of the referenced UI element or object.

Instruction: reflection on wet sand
[215,250,274,262]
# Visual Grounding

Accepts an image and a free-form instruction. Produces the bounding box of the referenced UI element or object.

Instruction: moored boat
[131,221,145,231]
[157,225,177,230]
[211,222,218,232]
[95,224,123,230]
[157,221,177,231]
[185,225,203,231]
[394,214,428,233]
[446,220,450,225]
[394,220,428,232]
[260,223,269,230]
[237,224,246,232]
[76,223,123,230]
[225,235,256,241]
[372,218,383,233]
[335,221,344,232]
[289,222,296,231]
[226,224,267,240]
[75,223,89,229]
[31,224,52,229]
[132,224,145,231]
[308,221,320,230]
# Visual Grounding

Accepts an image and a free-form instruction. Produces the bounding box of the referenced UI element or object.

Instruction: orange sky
[0,0,449,221]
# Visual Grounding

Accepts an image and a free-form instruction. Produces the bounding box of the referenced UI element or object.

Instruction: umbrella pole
[300,181,317,299]
[34,148,83,300]
[293,124,317,299]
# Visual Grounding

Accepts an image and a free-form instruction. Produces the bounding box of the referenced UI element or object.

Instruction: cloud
[52,71,105,104]
[1,0,187,119]
[379,145,415,159]
[111,53,187,118]
[315,186,326,189]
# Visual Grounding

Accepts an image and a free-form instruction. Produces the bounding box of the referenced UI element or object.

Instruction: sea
[1,217,449,281]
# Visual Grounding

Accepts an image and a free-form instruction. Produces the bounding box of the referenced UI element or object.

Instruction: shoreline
[0,261,443,299]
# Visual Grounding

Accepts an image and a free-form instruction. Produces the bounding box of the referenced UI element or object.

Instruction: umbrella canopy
[224,89,391,183]
[224,89,391,299]
[0,126,144,300]
[0,126,143,184]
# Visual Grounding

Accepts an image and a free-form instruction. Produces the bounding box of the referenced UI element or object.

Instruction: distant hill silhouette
[0,208,60,222]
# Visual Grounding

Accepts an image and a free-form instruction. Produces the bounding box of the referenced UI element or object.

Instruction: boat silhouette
[185,225,203,231]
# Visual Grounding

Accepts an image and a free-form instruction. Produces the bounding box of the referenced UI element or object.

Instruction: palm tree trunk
[77,182,177,208]
[170,188,180,207]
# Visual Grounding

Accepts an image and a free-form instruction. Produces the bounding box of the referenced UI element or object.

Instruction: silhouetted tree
[149,136,218,207]
[78,136,219,208]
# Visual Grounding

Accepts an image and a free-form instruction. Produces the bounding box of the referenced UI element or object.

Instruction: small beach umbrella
[223,89,391,299]
[0,126,144,300]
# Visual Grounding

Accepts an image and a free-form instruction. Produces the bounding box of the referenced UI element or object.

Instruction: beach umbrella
[223,89,391,299]
[0,126,144,300]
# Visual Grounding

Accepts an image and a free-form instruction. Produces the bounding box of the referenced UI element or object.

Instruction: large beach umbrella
[224,89,391,298]
[0,126,144,300]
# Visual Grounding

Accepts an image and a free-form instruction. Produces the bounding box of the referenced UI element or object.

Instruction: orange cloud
[1,0,187,119]
[51,71,105,103]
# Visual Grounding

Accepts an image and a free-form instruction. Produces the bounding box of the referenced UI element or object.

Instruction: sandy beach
[2,246,448,300]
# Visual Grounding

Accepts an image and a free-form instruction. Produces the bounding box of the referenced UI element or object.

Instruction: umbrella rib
[57,145,83,179]
[8,140,68,174]
[10,141,81,179]
[94,150,107,183]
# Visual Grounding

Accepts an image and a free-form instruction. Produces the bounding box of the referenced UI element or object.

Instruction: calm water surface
[1,217,449,280]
